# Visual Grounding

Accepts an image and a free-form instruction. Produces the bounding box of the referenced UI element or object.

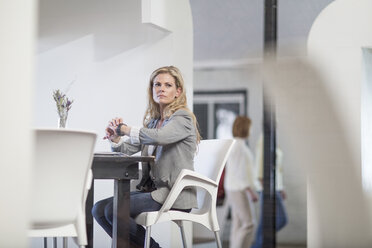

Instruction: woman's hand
[110,117,124,127]
[103,126,121,143]
[279,190,287,200]
[246,187,259,202]
[103,117,124,142]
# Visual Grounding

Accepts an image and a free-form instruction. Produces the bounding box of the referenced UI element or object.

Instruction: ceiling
[190,0,334,65]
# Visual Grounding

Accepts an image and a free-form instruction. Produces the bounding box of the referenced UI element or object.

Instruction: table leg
[86,180,94,248]
[113,179,130,248]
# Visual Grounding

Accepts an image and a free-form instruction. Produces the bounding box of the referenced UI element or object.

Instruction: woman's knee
[91,197,113,220]
[91,203,103,219]
[241,221,255,232]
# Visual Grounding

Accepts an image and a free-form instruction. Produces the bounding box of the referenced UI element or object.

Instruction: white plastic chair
[60,169,93,247]
[29,129,97,248]
[135,139,235,248]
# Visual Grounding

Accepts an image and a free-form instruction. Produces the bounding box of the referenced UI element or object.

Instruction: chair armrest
[85,169,93,190]
[158,169,218,215]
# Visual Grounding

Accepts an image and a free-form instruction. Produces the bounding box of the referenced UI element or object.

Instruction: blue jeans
[251,191,288,248]
[92,191,162,248]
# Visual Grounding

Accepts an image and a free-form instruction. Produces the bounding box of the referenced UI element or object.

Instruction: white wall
[32,0,193,247]
[263,56,372,248]
[307,0,372,247]
[0,1,36,247]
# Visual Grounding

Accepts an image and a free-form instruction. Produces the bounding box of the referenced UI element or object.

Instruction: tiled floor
[193,218,306,248]
[193,241,306,248]
[277,245,307,248]
[193,215,306,248]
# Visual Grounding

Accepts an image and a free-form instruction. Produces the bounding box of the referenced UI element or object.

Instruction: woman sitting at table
[92,66,201,248]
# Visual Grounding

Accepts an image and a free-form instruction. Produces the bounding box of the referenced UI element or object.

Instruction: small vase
[58,111,68,128]
[58,116,67,128]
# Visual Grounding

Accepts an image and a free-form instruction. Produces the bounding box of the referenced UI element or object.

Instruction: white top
[224,138,256,191]
[255,135,284,191]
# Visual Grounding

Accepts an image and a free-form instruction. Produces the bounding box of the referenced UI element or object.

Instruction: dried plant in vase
[53,89,73,128]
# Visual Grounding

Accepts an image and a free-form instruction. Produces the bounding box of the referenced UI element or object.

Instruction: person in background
[251,134,288,248]
[224,116,258,248]
[92,66,201,248]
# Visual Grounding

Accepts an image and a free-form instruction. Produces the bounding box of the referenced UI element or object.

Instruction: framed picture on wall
[193,90,248,140]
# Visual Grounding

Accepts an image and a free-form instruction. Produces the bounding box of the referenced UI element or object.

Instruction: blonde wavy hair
[143,66,201,142]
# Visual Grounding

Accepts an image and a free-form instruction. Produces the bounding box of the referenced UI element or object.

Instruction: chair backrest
[30,129,97,227]
[193,139,235,210]
[194,139,235,183]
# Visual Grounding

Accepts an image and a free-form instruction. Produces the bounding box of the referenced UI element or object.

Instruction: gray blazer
[112,109,198,209]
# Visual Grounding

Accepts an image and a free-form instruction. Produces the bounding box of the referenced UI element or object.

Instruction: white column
[307,0,372,247]
[0,0,36,247]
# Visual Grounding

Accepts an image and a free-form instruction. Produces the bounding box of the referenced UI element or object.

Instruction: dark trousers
[251,191,288,248]
[91,191,162,248]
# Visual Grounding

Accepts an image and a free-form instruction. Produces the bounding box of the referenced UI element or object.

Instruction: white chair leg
[75,208,88,246]
[214,231,222,248]
[43,237,48,248]
[53,237,58,248]
[144,226,151,248]
[63,237,68,248]
[174,220,187,248]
